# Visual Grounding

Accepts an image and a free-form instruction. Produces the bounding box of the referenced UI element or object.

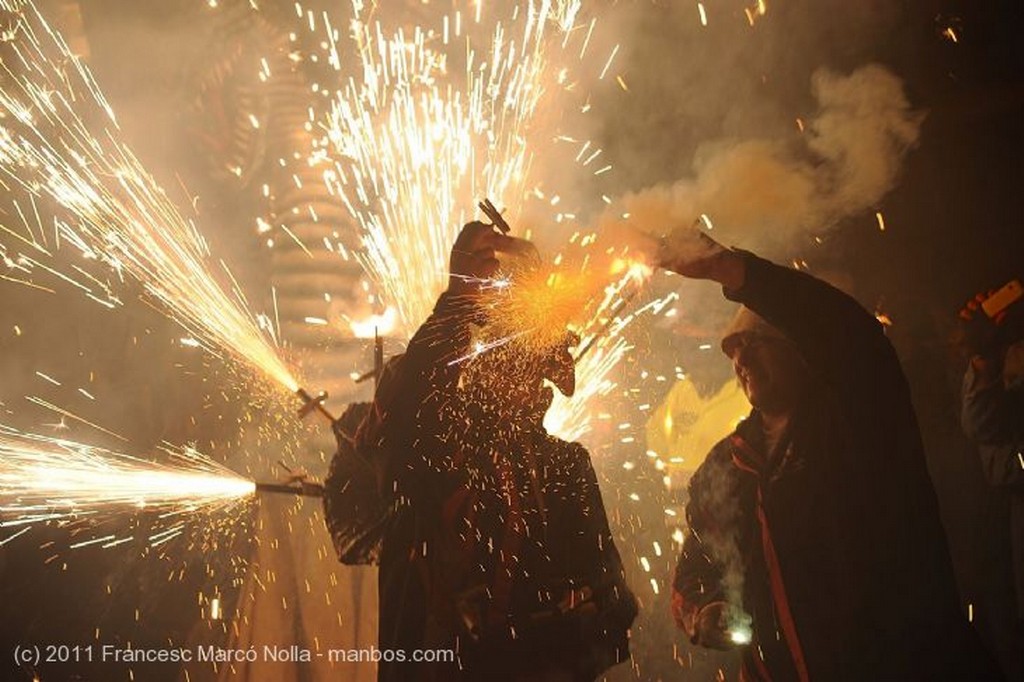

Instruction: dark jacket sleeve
[962,361,1024,489]
[672,457,728,642]
[729,252,970,645]
[357,292,485,496]
[726,252,908,428]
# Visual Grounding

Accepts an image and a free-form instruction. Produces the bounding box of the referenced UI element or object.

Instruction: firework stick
[295,387,337,423]
[254,481,325,498]
[574,289,641,363]
[478,198,510,234]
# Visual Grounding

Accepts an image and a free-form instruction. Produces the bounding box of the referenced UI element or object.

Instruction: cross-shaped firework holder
[478,198,510,234]
[258,332,386,497]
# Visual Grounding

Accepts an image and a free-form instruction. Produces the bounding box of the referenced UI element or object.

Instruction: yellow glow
[349,307,399,338]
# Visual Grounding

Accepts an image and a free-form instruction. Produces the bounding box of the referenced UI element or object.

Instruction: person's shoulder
[542,433,590,460]
[700,432,739,468]
[688,432,740,490]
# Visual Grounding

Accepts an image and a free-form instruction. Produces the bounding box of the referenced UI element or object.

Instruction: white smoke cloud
[600,64,924,258]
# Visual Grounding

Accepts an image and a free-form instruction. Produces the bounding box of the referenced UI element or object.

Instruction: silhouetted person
[960,286,1024,680]
[356,222,636,681]
[661,230,1002,681]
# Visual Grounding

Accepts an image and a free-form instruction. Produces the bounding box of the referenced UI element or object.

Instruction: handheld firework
[254,461,325,499]
[260,333,387,498]
[478,198,511,234]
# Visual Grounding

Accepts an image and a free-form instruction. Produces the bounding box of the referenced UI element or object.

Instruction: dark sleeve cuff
[721,249,766,304]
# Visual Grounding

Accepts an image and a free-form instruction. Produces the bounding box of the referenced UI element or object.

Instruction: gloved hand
[448,221,538,296]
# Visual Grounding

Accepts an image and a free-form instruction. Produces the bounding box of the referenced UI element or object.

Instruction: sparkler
[0,421,329,549]
[0,424,254,547]
[0,0,299,394]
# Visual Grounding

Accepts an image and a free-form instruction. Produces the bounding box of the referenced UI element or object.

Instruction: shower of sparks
[307,0,661,444]
[322,0,586,338]
[541,255,674,442]
[0,0,299,393]
[0,196,122,305]
[0,424,255,546]
[544,334,628,442]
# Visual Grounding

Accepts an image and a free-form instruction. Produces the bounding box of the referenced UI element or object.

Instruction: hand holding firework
[690,600,752,650]
[957,281,1024,356]
[655,224,746,291]
[448,221,537,295]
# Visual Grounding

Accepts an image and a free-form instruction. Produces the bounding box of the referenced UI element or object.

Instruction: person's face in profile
[727,333,809,414]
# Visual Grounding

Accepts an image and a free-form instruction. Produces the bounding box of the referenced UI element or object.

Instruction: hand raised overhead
[448,221,538,295]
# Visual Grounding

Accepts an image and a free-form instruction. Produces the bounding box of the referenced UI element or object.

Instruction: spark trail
[0,424,254,548]
[323,1,586,337]
[0,0,298,392]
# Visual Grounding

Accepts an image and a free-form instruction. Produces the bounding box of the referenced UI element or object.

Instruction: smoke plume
[600,64,924,259]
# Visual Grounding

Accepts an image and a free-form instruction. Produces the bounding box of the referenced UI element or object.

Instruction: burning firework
[0,0,299,393]
[300,1,678,446]
[0,424,255,548]
[321,1,591,338]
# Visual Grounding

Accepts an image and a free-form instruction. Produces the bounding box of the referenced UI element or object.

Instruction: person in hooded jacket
[665,229,1002,681]
[356,221,637,682]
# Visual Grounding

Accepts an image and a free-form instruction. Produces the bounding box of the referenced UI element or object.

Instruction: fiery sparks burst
[0,424,255,548]
[0,0,299,393]
[321,0,586,337]
[0,0,687,619]
[311,1,665,443]
[540,252,673,441]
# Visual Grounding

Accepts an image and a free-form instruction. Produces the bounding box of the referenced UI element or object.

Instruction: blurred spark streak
[34,370,60,386]
[0,273,54,292]
[279,223,312,257]
[69,533,115,549]
[447,330,528,366]
[25,395,128,442]
[0,0,299,393]
[0,424,255,540]
[599,44,618,80]
[0,526,29,545]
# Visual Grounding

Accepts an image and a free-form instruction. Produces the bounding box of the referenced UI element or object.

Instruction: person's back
[359,221,636,681]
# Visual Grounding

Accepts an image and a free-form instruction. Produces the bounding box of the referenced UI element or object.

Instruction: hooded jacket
[674,253,1001,681]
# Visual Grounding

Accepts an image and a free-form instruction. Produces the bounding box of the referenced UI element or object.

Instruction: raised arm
[357,221,535,489]
[657,231,906,418]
